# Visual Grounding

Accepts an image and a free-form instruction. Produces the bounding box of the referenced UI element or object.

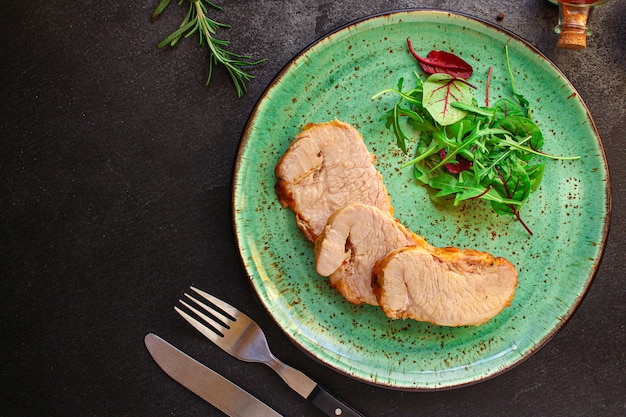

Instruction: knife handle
[308,385,365,417]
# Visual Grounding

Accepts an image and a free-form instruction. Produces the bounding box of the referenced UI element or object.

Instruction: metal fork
[175,286,365,417]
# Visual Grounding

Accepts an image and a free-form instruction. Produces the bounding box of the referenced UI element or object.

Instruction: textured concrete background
[2,1,625,416]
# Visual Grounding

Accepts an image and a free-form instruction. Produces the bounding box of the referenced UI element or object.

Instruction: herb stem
[502,138,581,160]
[153,0,265,97]
[486,66,493,107]
[428,127,507,174]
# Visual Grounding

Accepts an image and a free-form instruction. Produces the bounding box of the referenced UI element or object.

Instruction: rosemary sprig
[152,0,266,97]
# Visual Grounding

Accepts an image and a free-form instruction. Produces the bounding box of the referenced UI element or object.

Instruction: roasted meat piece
[275,120,393,242]
[314,203,426,306]
[373,245,518,326]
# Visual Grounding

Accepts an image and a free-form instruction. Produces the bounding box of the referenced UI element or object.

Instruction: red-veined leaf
[422,73,473,125]
[407,38,473,79]
[491,162,533,235]
[439,149,473,174]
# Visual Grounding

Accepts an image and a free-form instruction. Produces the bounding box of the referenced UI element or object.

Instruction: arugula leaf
[494,115,544,159]
[505,45,530,114]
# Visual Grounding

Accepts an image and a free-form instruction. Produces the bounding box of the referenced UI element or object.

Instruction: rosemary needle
[152,0,266,97]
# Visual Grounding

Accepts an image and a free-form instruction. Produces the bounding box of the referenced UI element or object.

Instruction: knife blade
[145,333,281,417]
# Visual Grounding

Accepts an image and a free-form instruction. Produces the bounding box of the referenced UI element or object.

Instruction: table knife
[145,333,281,417]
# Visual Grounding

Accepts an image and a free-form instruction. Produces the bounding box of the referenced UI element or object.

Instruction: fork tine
[190,286,240,318]
[174,306,224,344]
[179,298,228,331]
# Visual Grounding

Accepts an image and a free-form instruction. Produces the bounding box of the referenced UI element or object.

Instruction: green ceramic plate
[233,10,610,390]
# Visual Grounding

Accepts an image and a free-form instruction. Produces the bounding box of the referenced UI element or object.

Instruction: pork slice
[314,203,428,306]
[373,246,518,326]
[275,120,393,242]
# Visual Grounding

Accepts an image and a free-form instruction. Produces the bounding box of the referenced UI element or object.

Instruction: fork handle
[269,355,364,416]
[308,384,365,417]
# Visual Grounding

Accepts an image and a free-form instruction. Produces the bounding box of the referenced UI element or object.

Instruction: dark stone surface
[2,1,624,416]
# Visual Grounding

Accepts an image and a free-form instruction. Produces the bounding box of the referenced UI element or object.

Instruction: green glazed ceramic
[232,10,610,390]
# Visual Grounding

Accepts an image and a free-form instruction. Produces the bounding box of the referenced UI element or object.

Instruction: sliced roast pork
[314,203,429,306]
[275,120,393,242]
[373,246,518,326]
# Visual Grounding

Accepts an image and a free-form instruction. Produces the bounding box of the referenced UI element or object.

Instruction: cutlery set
[145,286,364,417]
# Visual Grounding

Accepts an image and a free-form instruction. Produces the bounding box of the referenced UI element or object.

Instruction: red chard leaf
[439,149,473,174]
[407,38,473,79]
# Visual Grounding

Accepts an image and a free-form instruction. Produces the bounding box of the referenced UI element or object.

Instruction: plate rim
[232,8,612,391]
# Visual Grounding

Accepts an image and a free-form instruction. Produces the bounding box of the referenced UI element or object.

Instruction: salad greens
[373,45,579,235]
